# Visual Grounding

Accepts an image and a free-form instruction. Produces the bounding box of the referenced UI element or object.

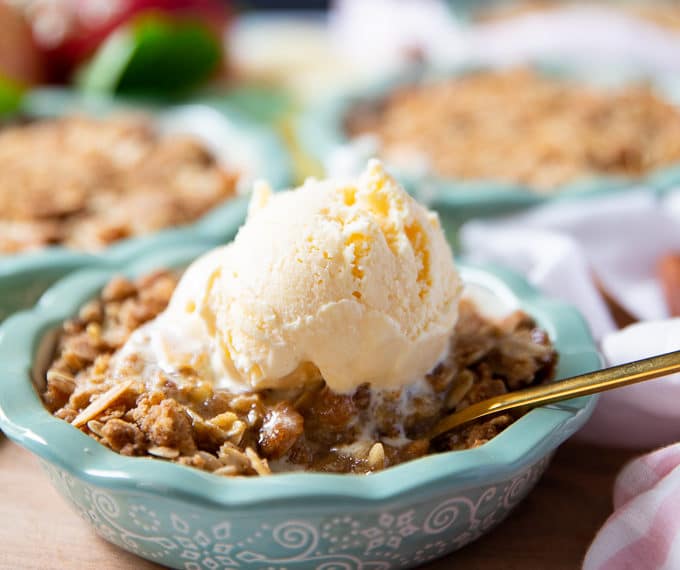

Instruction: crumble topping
[345,68,680,191]
[477,0,680,32]
[0,115,238,253]
[42,269,557,476]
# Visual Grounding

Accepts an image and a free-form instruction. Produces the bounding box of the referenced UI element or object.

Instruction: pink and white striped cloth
[584,444,680,570]
[461,189,680,569]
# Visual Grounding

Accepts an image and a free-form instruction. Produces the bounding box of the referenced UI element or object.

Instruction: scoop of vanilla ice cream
[119,160,462,394]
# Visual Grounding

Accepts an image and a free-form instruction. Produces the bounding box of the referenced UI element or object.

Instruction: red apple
[0,1,44,85]
[26,0,229,81]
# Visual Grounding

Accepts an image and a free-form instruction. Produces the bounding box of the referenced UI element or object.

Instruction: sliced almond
[218,443,251,470]
[46,369,76,392]
[225,420,247,445]
[214,465,240,477]
[245,447,271,476]
[86,419,104,437]
[446,370,475,409]
[148,446,180,459]
[71,380,135,428]
[367,442,386,470]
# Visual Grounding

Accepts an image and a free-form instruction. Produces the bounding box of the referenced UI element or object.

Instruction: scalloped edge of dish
[0,243,600,507]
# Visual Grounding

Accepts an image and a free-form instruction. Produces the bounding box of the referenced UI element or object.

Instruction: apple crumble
[0,115,238,254]
[477,1,680,32]
[345,68,680,191]
[42,269,557,476]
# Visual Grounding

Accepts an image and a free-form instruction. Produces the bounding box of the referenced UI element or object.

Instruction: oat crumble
[345,68,680,191]
[0,115,238,253]
[41,269,557,476]
[478,1,680,32]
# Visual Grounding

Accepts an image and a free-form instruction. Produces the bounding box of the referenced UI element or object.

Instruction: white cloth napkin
[465,4,680,75]
[330,0,680,75]
[461,189,680,448]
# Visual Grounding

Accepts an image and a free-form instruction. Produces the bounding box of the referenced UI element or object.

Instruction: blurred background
[2,0,680,299]
[4,0,680,114]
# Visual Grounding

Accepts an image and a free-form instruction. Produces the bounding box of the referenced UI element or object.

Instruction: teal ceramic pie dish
[0,243,600,569]
[443,0,679,25]
[298,62,680,240]
[0,88,293,321]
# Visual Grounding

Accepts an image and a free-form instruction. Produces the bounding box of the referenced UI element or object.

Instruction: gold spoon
[430,349,680,439]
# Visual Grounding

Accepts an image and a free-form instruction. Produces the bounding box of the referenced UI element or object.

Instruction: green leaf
[0,77,24,117]
[77,14,222,98]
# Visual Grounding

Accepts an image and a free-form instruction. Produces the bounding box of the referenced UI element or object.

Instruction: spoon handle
[431,349,680,438]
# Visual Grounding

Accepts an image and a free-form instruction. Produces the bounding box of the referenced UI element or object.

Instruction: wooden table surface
[0,438,640,570]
